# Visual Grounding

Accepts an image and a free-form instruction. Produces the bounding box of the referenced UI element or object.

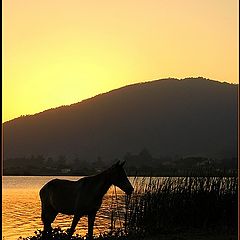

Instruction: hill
[3,77,238,169]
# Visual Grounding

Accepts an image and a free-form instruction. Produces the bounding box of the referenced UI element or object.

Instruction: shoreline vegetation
[19,176,237,240]
[3,150,237,177]
[19,228,238,240]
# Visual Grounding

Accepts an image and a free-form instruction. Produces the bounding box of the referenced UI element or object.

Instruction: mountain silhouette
[3,77,238,163]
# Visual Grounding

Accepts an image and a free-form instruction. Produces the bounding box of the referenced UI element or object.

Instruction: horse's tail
[39,183,49,205]
[39,180,58,230]
[40,179,60,203]
[39,179,56,204]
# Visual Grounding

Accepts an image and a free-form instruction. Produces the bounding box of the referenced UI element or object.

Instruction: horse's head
[110,160,134,195]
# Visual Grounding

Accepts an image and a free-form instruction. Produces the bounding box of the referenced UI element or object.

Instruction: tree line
[3,149,237,176]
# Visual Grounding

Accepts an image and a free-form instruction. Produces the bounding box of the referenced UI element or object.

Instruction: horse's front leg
[87,211,97,240]
[68,214,81,238]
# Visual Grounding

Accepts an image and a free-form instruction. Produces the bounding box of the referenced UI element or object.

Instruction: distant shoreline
[2,173,238,177]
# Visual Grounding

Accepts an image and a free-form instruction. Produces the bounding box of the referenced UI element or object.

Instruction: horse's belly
[55,200,75,214]
[59,209,75,215]
[74,197,102,215]
[50,195,75,214]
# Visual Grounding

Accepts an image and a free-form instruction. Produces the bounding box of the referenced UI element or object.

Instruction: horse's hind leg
[41,205,57,240]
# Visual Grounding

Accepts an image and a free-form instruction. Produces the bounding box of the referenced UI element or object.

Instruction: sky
[2,0,239,122]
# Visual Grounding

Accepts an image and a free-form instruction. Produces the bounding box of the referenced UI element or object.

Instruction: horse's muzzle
[126,186,134,195]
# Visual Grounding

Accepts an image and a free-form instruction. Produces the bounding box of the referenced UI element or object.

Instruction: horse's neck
[94,170,112,198]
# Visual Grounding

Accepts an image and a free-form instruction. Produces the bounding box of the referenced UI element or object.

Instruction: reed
[124,176,238,236]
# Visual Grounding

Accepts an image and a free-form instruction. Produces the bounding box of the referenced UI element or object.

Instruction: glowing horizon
[3,0,239,122]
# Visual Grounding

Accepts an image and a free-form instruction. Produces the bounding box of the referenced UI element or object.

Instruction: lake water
[2,176,129,240]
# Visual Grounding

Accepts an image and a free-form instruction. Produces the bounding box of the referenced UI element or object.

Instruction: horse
[39,160,133,239]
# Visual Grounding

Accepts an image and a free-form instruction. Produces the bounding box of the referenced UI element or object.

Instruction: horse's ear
[120,160,126,167]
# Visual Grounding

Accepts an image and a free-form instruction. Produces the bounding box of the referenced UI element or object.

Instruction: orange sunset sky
[2,0,239,122]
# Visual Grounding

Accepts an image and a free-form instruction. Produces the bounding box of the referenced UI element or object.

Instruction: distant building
[61,168,71,174]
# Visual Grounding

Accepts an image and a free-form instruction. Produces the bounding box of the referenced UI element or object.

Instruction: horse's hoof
[66,228,74,239]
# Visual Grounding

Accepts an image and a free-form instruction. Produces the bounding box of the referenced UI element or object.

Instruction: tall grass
[124,176,238,236]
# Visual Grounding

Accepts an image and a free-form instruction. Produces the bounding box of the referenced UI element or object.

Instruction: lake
[2,176,130,240]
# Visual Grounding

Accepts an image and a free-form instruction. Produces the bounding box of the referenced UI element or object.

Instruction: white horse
[39,161,133,239]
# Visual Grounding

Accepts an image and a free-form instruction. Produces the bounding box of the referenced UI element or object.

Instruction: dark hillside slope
[3,78,238,162]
